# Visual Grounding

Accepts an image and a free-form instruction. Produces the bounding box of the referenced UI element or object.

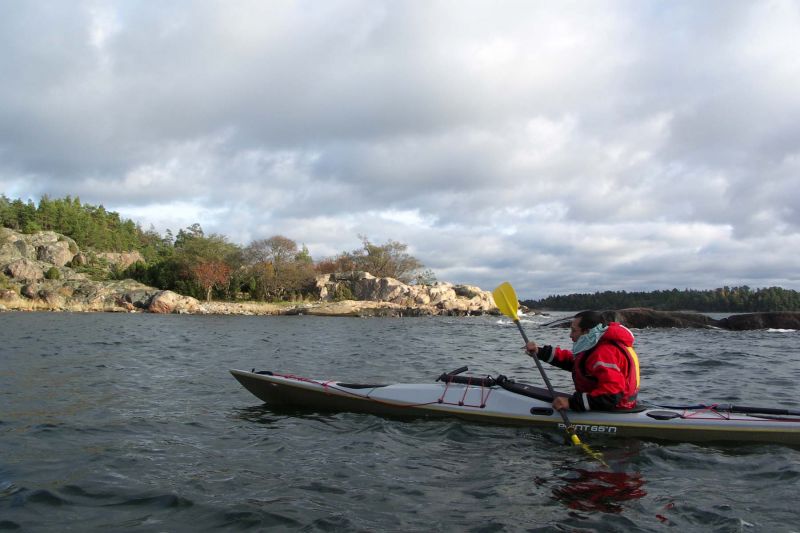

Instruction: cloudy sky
[2,1,799,298]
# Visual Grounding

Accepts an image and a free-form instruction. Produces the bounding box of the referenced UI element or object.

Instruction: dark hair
[573,310,605,331]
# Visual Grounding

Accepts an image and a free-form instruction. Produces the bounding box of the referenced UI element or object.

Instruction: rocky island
[2,227,799,329]
[0,227,496,316]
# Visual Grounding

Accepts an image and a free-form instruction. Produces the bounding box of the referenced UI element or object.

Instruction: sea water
[1,312,799,531]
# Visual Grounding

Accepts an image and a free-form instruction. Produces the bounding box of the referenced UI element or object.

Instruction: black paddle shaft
[729,405,800,416]
[514,320,575,430]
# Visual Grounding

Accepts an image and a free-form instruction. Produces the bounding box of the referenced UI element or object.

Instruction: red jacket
[538,322,640,411]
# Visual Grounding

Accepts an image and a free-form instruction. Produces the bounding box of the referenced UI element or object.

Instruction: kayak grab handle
[440,366,469,377]
[436,366,469,381]
[530,407,554,416]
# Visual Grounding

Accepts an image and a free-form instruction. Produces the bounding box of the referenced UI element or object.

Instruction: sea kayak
[230,367,800,445]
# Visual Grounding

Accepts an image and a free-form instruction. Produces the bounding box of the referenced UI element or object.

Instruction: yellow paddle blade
[492,282,520,321]
[581,443,609,467]
[570,432,608,466]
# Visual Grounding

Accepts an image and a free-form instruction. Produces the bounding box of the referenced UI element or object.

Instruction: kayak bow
[230,368,800,446]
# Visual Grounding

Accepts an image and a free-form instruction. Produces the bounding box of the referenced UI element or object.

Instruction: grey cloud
[2,1,800,298]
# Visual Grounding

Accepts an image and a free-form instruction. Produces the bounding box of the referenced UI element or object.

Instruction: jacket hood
[600,322,635,347]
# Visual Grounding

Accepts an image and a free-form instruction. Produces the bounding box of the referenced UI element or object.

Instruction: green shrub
[45,266,61,280]
[332,283,353,301]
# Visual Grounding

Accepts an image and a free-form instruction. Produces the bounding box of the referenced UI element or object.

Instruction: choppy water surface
[1,312,799,532]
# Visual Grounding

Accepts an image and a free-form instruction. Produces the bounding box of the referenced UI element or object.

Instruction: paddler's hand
[525,341,538,356]
[552,396,570,411]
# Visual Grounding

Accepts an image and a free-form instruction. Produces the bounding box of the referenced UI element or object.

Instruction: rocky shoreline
[0,293,487,318]
[3,292,798,331]
[0,227,497,317]
[3,227,800,328]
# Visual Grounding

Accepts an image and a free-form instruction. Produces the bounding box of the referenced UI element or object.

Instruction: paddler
[525,311,640,411]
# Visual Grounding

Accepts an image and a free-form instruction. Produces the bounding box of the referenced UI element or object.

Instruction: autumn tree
[169,225,242,299]
[192,260,233,302]
[314,254,358,275]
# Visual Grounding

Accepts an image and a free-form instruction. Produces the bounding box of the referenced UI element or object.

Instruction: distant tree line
[523,286,800,312]
[1,195,433,302]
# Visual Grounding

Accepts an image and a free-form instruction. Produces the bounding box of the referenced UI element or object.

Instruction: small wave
[60,484,116,501]
[297,481,347,495]
[218,510,301,530]
[495,317,543,326]
[307,516,358,530]
[21,489,70,507]
[683,358,727,368]
[89,340,123,346]
[0,481,22,499]
[31,422,64,433]
[767,328,796,333]
[662,501,759,530]
[106,493,193,509]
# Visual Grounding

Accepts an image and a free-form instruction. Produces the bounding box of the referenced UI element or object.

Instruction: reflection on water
[548,466,647,513]
[540,445,649,515]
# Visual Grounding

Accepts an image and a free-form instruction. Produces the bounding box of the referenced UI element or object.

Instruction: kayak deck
[230,368,800,445]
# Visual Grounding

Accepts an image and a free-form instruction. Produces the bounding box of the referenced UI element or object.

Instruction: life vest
[573,340,640,409]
